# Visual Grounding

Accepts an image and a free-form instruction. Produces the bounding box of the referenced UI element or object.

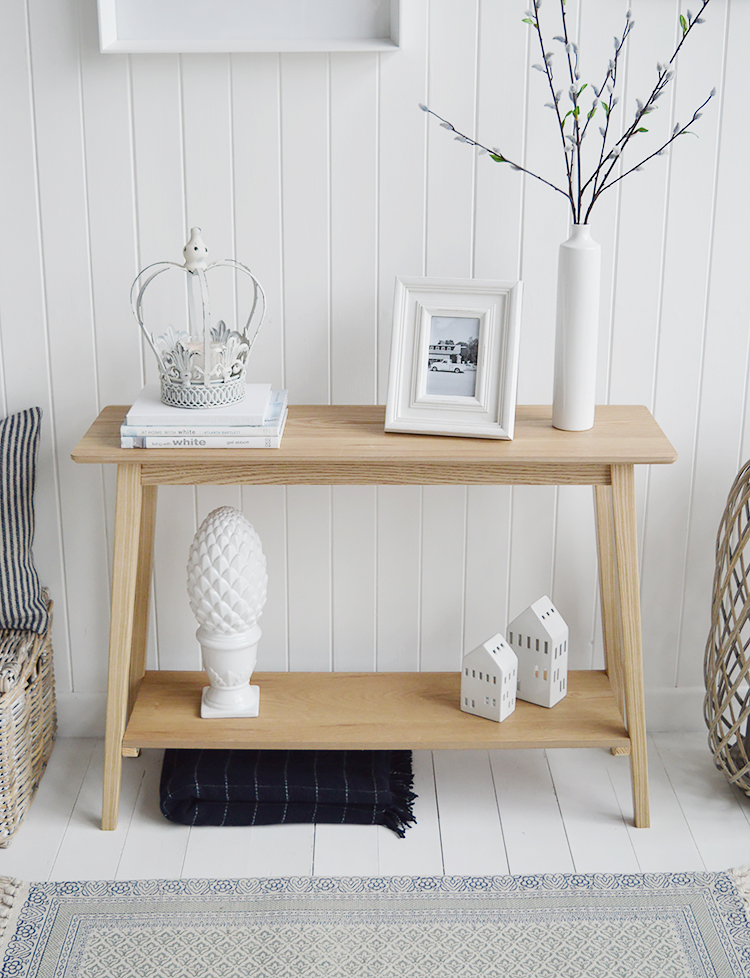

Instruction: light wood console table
[72,404,676,831]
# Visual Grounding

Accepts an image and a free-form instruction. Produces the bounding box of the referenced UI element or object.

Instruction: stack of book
[120,385,288,449]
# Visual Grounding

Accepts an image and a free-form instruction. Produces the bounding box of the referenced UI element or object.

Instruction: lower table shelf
[122,670,630,754]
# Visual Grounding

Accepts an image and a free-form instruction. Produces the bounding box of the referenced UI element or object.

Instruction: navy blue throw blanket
[160,749,417,837]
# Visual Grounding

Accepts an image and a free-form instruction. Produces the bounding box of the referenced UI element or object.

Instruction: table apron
[138,462,614,486]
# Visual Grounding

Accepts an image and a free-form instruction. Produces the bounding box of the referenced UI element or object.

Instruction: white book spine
[121,433,283,449]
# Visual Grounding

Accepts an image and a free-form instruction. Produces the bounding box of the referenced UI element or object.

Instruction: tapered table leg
[594,485,625,720]
[610,464,650,828]
[128,484,157,715]
[102,463,144,831]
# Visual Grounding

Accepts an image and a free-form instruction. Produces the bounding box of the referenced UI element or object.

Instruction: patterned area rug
[1,871,750,977]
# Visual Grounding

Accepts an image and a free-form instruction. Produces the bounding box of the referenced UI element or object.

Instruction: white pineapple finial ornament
[187,506,268,718]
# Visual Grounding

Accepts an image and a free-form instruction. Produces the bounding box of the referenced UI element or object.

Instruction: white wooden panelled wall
[0,0,747,735]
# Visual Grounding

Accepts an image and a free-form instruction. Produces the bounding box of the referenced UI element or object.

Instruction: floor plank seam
[429,752,446,877]
[48,741,98,882]
[116,764,150,881]
[545,749,576,874]
[312,824,319,877]
[486,749,511,875]
[651,735,708,872]
[181,822,192,882]
[604,763,641,871]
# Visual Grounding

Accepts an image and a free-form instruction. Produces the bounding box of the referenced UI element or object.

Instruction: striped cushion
[0,408,49,633]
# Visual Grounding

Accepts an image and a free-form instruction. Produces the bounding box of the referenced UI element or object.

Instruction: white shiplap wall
[0,0,747,734]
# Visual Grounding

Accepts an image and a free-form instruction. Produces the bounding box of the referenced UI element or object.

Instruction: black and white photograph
[425,316,479,398]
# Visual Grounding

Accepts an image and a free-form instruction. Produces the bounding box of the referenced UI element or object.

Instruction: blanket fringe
[381,750,418,839]
[730,865,750,920]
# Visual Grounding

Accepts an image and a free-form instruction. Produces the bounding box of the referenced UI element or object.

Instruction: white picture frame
[385,277,523,440]
[96,0,400,53]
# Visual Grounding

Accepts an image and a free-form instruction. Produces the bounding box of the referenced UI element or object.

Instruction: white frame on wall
[385,277,523,440]
[96,0,401,53]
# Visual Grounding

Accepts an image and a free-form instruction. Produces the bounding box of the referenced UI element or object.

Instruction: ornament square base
[200,685,260,718]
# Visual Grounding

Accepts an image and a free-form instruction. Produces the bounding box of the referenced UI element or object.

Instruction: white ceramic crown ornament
[130,228,266,410]
[187,506,268,718]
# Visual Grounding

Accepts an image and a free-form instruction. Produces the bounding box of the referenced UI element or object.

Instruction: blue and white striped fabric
[0,407,49,634]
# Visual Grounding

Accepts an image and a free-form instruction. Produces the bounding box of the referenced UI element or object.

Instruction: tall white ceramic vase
[552,224,601,431]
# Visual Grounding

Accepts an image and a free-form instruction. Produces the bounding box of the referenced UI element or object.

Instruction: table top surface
[73,404,676,463]
[71,404,676,486]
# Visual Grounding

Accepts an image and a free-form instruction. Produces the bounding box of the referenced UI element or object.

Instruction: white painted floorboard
[653,733,750,872]
[432,750,509,877]
[545,748,641,875]
[115,751,190,882]
[607,737,706,874]
[489,749,574,876]
[378,751,443,878]
[2,736,750,882]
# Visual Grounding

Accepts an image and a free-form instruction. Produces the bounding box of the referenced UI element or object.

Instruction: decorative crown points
[131,230,267,409]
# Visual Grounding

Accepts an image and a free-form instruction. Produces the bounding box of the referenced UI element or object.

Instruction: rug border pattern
[2,872,749,977]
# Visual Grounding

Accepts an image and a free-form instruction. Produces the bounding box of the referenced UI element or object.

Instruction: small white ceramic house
[460,633,518,722]
[507,595,568,708]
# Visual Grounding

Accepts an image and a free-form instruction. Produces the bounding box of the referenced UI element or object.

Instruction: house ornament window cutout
[460,633,518,723]
[130,228,266,410]
[508,595,569,709]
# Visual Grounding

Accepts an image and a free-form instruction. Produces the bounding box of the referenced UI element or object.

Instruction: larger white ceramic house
[507,596,569,708]
[460,633,518,722]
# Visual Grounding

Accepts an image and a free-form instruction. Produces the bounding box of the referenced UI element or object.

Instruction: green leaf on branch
[636,127,648,133]
[577,84,588,97]
[490,154,506,162]
[522,18,536,25]
[602,102,610,117]
[680,14,688,34]
[587,107,597,120]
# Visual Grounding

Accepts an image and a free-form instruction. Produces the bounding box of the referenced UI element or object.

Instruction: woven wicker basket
[0,595,56,845]
[705,460,750,792]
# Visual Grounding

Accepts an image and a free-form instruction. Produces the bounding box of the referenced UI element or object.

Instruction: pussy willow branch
[418,105,573,204]
[667,0,712,67]
[580,18,632,207]
[584,0,712,212]
[584,91,714,221]
[528,0,575,212]
[421,0,714,224]
[555,0,583,214]
[585,2,713,218]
